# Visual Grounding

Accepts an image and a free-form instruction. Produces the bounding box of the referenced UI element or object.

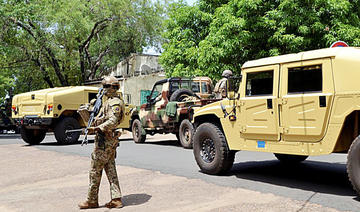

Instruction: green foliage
[161,0,360,80]
[0,0,166,99]
[160,1,212,77]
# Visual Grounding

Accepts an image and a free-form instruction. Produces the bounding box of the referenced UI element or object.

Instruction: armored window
[288,65,322,93]
[246,71,273,96]
[191,82,200,93]
[88,92,97,103]
[181,81,191,89]
[201,82,210,93]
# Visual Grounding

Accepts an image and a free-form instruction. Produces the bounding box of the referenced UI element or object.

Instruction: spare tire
[170,89,197,102]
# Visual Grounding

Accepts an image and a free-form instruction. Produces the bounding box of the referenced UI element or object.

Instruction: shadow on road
[122,193,152,206]
[118,138,135,142]
[145,139,182,147]
[0,134,21,139]
[36,139,96,146]
[230,159,356,197]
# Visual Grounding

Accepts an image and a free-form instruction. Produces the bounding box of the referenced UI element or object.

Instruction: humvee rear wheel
[132,119,146,143]
[20,126,46,145]
[54,117,80,144]
[347,136,360,195]
[193,123,235,175]
[274,153,308,164]
[179,119,194,149]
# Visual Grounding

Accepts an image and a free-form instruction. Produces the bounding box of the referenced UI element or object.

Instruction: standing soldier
[214,70,233,99]
[78,76,125,209]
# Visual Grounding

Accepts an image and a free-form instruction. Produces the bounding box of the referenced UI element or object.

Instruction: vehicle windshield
[150,83,163,102]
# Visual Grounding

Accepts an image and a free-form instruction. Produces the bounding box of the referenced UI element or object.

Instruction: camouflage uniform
[79,76,125,209]
[214,70,233,99]
[214,78,228,99]
[87,94,124,204]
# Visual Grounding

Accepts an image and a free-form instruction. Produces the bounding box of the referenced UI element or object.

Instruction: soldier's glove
[87,127,101,134]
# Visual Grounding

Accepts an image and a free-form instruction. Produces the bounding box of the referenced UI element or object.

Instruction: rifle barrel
[65,129,84,134]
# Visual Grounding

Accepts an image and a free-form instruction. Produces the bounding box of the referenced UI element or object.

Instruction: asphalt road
[1,133,360,211]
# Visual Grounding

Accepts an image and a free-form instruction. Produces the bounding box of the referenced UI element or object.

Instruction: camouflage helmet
[102,76,119,87]
[222,70,233,78]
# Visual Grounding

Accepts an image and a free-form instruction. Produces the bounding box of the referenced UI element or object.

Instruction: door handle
[267,99,273,109]
[319,96,326,107]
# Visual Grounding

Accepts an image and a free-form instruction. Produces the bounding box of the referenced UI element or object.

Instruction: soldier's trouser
[87,134,121,203]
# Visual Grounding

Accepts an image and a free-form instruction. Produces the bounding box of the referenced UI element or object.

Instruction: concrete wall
[86,54,165,106]
[115,54,163,77]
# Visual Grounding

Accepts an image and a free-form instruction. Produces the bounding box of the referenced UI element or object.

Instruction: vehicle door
[279,58,334,142]
[143,82,168,128]
[239,65,280,141]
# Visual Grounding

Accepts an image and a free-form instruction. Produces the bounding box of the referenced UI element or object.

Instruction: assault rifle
[66,87,105,145]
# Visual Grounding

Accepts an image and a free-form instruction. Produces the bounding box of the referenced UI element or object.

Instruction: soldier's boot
[105,198,123,208]
[78,201,99,209]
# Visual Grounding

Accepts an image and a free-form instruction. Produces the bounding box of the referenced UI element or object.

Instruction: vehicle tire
[20,126,46,145]
[132,119,146,143]
[54,117,80,144]
[169,89,197,102]
[179,119,194,149]
[274,153,308,164]
[193,123,235,175]
[347,136,360,195]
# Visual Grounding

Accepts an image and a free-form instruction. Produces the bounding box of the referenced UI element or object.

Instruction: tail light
[11,105,16,112]
[47,104,53,111]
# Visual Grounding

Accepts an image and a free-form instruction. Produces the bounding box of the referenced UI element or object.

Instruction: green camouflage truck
[131,77,217,148]
[12,86,135,145]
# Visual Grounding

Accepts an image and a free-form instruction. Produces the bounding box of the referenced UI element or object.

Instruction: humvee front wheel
[54,117,80,144]
[347,136,360,195]
[193,123,235,175]
[179,119,194,149]
[132,119,146,143]
[274,153,308,164]
[20,126,46,145]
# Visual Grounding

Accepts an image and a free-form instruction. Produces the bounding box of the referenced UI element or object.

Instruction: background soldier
[214,70,233,99]
[78,76,125,209]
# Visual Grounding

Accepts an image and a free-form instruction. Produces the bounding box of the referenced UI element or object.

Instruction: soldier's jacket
[214,78,227,99]
[95,95,125,132]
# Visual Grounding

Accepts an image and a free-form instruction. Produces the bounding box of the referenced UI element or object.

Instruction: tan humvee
[12,86,135,145]
[192,47,360,195]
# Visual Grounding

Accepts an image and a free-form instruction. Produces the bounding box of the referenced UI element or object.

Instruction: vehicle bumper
[14,116,53,127]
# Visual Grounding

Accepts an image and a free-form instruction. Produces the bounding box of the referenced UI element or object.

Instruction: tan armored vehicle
[192,47,360,195]
[12,86,134,145]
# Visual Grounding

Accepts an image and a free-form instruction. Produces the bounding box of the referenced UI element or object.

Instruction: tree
[161,0,360,80]
[0,0,165,98]
[160,1,212,77]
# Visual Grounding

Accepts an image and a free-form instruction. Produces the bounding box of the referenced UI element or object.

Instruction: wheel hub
[200,138,215,163]
[183,127,190,142]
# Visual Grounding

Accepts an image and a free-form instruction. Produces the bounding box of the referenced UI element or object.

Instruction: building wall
[115,54,163,77]
[85,54,165,106]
